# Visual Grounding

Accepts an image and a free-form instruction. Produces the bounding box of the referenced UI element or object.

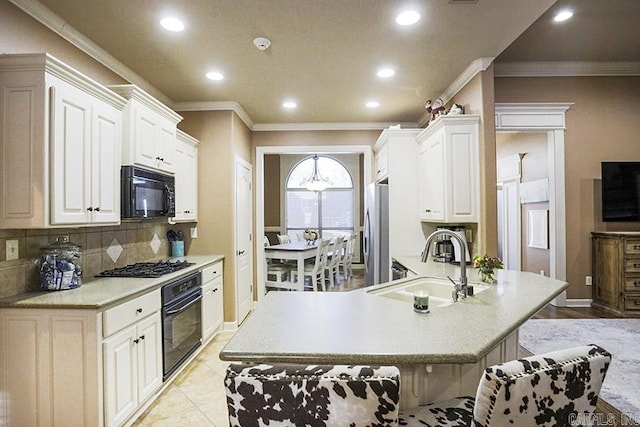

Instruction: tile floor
[134,269,366,426]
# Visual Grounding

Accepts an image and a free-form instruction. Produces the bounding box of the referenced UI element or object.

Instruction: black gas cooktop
[96,260,195,278]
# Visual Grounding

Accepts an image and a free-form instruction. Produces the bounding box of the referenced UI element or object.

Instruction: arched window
[285,156,354,240]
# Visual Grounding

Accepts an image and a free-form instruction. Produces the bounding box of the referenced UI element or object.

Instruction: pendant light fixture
[300,155,332,191]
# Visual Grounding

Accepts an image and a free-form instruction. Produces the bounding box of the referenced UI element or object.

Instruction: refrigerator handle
[363,210,370,255]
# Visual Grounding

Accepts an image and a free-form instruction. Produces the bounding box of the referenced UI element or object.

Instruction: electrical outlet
[6,240,19,261]
[586,275,593,286]
[190,227,198,239]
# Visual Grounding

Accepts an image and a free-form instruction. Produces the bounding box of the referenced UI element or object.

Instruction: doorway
[495,103,572,306]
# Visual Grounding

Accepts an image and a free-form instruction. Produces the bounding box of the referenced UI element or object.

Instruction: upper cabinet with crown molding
[416,115,480,223]
[0,53,126,228]
[108,85,182,174]
[172,130,199,222]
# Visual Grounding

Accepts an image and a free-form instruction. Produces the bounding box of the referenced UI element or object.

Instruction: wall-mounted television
[602,162,640,222]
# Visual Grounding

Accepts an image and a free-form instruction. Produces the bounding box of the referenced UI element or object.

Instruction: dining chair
[264,235,290,286]
[324,236,345,288]
[398,344,611,426]
[277,234,291,244]
[225,364,401,426]
[339,233,357,280]
[291,239,330,291]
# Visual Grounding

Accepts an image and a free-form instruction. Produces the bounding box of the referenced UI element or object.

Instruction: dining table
[264,241,318,291]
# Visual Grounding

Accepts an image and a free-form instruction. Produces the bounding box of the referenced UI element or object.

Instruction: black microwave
[121,166,175,219]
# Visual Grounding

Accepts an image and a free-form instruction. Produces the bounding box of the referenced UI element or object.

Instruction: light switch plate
[190,227,198,239]
[6,240,19,261]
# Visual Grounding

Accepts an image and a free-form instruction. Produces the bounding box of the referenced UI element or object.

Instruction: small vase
[480,270,496,284]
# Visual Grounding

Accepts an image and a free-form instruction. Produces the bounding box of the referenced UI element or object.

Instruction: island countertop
[220,256,567,365]
[0,255,224,310]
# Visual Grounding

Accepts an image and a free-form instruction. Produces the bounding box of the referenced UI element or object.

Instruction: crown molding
[8,0,174,106]
[418,57,495,127]
[251,122,418,132]
[173,101,255,130]
[494,61,640,77]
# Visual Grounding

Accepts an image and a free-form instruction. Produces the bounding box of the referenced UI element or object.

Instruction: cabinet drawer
[624,276,640,292]
[625,240,640,255]
[103,289,161,337]
[624,259,640,273]
[623,295,640,311]
[202,261,223,283]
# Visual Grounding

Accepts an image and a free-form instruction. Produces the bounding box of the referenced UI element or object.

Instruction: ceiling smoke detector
[253,37,271,51]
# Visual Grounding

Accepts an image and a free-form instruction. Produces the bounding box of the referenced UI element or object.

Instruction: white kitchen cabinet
[0,53,126,228]
[372,129,425,259]
[416,115,480,223]
[109,84,182,174]
[172,130,199,222]
[374,141,389,182]
[103,289,162,427]
[201,260,224,343]
[0,308,101,427]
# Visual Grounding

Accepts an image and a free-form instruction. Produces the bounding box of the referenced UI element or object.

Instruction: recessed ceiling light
[377,68,395,78]
[396,10,420,26]
[366,101,380,108]
[160,17,185,32]
[283,101,297,109]
[206,71,224,81]
[553,10,573,22]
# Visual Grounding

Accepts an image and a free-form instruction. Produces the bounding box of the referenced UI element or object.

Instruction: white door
[235,158,253,325]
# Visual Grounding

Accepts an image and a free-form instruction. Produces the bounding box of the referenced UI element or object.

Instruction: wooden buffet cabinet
[592,231,640,316]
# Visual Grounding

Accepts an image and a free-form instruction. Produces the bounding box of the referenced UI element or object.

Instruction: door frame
[255,145,372,300]
[495,102,572,306]
[235,156,253,324]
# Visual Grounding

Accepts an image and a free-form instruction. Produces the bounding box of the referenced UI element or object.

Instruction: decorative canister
[39,236,82,291]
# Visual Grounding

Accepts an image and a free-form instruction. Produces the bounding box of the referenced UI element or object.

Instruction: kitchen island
[220,256,567,407]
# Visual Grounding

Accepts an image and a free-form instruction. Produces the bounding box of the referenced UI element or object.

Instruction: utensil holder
[171,241,185,257]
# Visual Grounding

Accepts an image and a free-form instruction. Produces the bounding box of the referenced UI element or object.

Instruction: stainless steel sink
[367,277,489,308]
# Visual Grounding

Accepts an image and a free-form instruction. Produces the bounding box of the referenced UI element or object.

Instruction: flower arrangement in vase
[303,229,319,244]
[473,254,504,284]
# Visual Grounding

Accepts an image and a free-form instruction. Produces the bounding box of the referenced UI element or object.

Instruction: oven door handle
[165,293,202,316]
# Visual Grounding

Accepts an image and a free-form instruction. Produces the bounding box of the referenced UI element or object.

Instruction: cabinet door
[91,100,121,223]
[374,143,388,182]
[593,237,620,308]
[185,144,198,220]
[419,132,445,221]
[201,282,215,342]
[133,107,159,170]
[136,313,162,403]
[157,120,176,173]
[212,277,224,332]
[103,324,138,427]
[51,84,92,224]
[447,129,477,222]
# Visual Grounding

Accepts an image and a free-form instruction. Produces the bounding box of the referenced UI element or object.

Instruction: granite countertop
[0,255,224,310]
[220,256,567,365]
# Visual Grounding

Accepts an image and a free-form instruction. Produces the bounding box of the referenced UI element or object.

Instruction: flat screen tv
[602,162,640,222]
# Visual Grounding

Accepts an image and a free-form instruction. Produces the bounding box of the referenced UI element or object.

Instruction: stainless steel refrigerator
[364,183,389,286]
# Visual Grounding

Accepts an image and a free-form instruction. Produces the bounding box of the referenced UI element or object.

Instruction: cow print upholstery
[225,364,400,426]
[398,344,611,427]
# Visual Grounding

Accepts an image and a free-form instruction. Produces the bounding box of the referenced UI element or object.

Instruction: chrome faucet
[421,230,469,301]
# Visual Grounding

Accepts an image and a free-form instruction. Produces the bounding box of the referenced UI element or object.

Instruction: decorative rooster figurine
[425,98,445,122]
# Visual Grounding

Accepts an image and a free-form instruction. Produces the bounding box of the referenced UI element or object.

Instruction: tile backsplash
[0,221,195,298]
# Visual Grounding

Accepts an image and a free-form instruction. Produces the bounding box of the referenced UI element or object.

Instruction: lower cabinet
[202,260,224,343]
[103,309,162,427]
[592,232,640,316]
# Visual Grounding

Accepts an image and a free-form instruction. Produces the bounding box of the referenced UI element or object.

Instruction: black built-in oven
[161,272,202,380]
[121,165,175,219]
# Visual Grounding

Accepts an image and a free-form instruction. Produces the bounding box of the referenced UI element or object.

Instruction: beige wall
[264,155,281,227]
[496,76,640,299]
[178,110,251,323]
[448,65,498,257]
[0,0,125,85]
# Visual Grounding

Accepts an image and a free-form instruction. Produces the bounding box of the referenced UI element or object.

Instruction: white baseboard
[565,298,593,308]
[550,290,567,307]
[223,321,238,332]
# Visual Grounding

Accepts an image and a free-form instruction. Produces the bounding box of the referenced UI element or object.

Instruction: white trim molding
[565,299,593,308]
[495,103,573,132]
[495,102,572,307]
[495,61,640,77]
[252,122,417,132]
[174,101,255,130]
